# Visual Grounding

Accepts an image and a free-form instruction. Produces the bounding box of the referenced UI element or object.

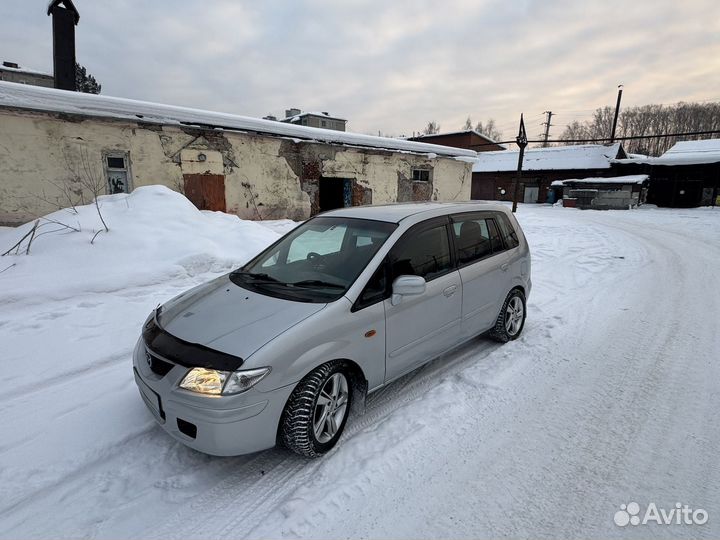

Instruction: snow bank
[0,186,281,304]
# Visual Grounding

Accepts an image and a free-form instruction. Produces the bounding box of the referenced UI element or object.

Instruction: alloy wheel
[313,372,349,443]
[505,296,524,336]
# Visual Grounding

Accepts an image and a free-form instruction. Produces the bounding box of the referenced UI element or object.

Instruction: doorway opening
[523,185,539,203]
[319,178,352,212]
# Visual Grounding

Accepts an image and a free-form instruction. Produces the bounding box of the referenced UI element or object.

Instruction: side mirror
[391,275,426,306]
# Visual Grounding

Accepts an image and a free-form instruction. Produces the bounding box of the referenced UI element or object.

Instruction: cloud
[2,0,719,140]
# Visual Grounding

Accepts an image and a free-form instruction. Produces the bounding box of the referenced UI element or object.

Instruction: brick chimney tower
[47,0,80,91]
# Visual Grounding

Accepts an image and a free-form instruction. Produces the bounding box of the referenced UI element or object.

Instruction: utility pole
[511,113,528,213]
[610,84,624,143]
[541,111,553,147]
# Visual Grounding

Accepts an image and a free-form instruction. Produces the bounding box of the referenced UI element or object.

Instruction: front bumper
[132,339,294,456]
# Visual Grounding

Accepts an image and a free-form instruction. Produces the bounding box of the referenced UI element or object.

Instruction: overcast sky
[3,0,719,140]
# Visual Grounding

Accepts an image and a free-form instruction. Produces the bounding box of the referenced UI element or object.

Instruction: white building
[0,82,475,225]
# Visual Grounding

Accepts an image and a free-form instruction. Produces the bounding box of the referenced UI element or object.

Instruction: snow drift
[0,185,282,304]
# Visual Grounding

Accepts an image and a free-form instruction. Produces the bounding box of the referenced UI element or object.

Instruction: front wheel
[280,361,352,458]
[490,289,526,343]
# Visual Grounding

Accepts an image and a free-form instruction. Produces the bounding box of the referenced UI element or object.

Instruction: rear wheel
[280,361,351,458]
[490,289,526,343]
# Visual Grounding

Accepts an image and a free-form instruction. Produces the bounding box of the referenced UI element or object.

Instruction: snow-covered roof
[551,174,649,187]
[411,129,499,144]
[611,139,720,166]
[473,143,622,172]
[0,63,53,78]
[0,82,476,158]
[282,111,347,123]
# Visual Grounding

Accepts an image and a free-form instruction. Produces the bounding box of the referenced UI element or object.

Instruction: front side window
[389,223,452,282]
[233,217,396,302]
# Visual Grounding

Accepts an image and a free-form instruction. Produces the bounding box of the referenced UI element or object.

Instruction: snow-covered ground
[0,188,718,539]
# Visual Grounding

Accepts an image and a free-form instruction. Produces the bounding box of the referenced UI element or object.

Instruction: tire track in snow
[0,350,132,407]
[147,338,502,540]
[0,422,157,530]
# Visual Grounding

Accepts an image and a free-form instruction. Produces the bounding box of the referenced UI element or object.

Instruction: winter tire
[490,288,526,343]
[280,361,352,458]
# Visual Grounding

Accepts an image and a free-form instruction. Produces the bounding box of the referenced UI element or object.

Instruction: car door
[384,217,462,381]
[451,212,512,338]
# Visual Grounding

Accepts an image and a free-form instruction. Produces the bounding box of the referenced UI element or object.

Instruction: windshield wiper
[288,279,345,289]
[231,271,282,283]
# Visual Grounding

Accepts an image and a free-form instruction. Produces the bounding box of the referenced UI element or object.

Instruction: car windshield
[231,216,397,302]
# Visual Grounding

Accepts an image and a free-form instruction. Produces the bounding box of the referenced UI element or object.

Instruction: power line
[525,97,720,122]
[477,129,720,148]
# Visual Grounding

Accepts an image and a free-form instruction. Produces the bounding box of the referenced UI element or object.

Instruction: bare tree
[462,117,473,131]
[560,101,720,155]
[475,118,503,141]
[64,145,110,235]
[3,143,112,254]
[1,218,79,256]
[422,121,441,135]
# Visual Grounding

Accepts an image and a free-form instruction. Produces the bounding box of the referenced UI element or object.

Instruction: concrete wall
[0,109,471,224]
[0,69,54,88]
[289,115,346,131]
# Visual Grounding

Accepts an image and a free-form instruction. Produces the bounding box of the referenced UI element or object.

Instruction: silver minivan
[133,202,531,457]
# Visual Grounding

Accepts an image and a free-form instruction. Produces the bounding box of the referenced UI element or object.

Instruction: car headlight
[179,367,271,396]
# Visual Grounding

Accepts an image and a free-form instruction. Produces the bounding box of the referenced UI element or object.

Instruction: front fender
[251,298,386,393]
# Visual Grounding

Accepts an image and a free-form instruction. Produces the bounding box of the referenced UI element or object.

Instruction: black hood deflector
[142,310,244,372]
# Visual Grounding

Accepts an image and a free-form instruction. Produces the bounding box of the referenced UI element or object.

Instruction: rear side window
[354,262,388,311]
[451,214,506,265]
[390,224,452,281]
[454,219,492,264]
[495,213,520,249]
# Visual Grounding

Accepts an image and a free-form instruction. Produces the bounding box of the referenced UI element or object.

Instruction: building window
[104,152,131,194]
[321,120,327,127]
[412,168,431,182]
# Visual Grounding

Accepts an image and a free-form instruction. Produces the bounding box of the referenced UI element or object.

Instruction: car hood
[157,275,326,360]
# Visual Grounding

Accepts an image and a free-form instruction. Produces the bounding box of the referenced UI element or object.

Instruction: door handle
[443,285,458,297]
[501,262,510,272]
